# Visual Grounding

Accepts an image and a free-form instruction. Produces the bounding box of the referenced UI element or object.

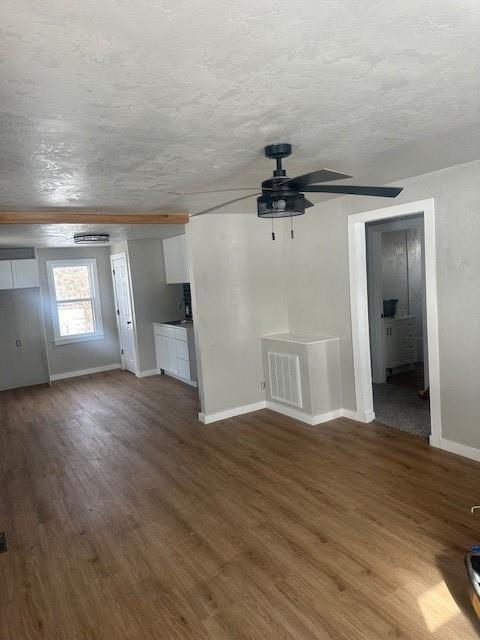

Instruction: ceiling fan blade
[300,185,403,198]
[169,188,258,196]
[281,168,352,189]
[191,193,260,217]
[304,198,314,209]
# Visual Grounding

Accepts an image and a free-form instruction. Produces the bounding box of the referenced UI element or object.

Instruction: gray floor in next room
[373,382,431,438]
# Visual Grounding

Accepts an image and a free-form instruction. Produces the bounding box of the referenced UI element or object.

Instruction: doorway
[348,198,441,447]
[110,252,138,374]
[366,215,430,437]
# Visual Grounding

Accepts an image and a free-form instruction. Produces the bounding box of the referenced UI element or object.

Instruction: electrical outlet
[260,381,266,390]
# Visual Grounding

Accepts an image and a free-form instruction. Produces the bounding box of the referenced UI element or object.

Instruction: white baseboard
[136,369,159,378]
[199,401,266,424]
[198,399,373,427]
[50,363,121,382]
[165,371,198,388]
[265,401,344,425]
[439,438,480,463]
[342,408,375,423]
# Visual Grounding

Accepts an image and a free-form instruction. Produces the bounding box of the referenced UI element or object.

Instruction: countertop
[153,320,193,327]
[262,332,338,345]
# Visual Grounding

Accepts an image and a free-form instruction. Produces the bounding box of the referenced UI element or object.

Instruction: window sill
[53,333,105,346]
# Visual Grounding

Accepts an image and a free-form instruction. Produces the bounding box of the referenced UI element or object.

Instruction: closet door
[0,290,17,390]
[11,288,49,389]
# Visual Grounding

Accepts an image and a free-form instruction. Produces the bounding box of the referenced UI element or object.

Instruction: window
[47,258,104,344]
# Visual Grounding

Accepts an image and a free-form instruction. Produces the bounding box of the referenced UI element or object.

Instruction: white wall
[285,158,480,450]
[126,238,183,373]
[37,246,120,376]
[186,213,289,416]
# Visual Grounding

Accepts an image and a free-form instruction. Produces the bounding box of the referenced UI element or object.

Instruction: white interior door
[111,253,137,374]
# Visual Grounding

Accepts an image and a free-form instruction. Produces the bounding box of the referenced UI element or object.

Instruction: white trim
[46,257,104,345]
[52,333,105,346]
[347,198,442,447]
[132,368,199,385]
[198,401,267,424]
[164,371,198,387]
[341,408,375,423]
[439,438,480,463]
[135,369,159,378]
[50,363,121,381]
[197,399,370,427]
[266,401,343,425]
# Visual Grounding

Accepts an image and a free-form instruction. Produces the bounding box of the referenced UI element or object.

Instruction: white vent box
[262,333,342,423]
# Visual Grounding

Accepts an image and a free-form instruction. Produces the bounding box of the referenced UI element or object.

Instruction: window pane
[53,266,91,300]
[58,300,94,336]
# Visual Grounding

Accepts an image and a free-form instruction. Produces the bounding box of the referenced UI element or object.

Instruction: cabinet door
[12,288,49,388]
[0,290,16,389]
[154,334,168,370]
[12,259,39,288]
[0,288,49,390]
[177,358,190,381]
[0,261,13,290]
[385,324,403,368]
[163,235,189,284]
[166,336,178,374]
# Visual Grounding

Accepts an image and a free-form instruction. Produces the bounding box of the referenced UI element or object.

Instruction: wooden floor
[1,371,480,639]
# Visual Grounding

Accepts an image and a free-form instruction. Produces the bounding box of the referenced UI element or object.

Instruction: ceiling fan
[172,144,403,222]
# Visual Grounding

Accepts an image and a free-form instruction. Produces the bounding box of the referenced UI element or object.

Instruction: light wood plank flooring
[1,370,479,639]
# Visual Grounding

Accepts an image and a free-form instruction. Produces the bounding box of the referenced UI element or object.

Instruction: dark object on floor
[373,383,430,437]
[465,551,480,619]
[383,299,398,317]
[387,362,425,391]
[0,532,7,553]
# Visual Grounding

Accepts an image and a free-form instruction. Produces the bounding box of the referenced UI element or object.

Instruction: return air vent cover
[268,351,302,408]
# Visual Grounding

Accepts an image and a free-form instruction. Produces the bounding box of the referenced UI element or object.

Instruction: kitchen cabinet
[0,261,14,289]
[0,259,39,290]
[11,259,39,288]
[384,316,417,370]
[153,322,197,386]
[163,235,189,284]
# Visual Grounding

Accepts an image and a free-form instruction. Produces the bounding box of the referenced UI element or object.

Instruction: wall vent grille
[268,351,302,408]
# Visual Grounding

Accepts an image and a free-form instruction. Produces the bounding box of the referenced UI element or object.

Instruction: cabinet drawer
[175,327,187,341]
[153,324,177,339]
[176,339,189,361]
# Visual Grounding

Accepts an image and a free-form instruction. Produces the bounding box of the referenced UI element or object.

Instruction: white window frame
[46,258,104,345]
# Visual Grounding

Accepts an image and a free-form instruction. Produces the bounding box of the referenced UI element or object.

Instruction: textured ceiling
[2,0,480,217]
[0,224,183,248]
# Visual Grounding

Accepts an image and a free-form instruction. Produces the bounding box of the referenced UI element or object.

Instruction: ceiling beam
[0,212,189,225]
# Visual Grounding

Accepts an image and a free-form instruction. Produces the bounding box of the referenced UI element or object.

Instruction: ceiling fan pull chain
[290,215,294,239]
[271,217,275,241]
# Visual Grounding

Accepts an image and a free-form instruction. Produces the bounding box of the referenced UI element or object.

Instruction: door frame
[348,198,442,447]
[110,251,139,374]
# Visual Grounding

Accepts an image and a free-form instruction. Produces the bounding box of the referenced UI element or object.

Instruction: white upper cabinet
[0,261,14,289]
[0,259,39,290]
[11,259,39,288]
[163,235,189,284]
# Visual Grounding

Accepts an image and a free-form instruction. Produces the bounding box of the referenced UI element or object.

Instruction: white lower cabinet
[166,336,178,374]
[153,323,196,386]
[384,316,417,369]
